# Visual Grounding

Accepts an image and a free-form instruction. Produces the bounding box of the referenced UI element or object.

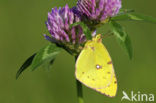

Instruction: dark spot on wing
[114,81,117,84]
[107,61,112,64]
[92,79,95,81]
[91,47,95,51]
[107,72,111,74]
[87,76,90,78]
[82,72,84,74]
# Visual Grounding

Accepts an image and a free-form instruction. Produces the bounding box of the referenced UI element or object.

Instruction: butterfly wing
[75,34,117,95]
[96,72,117,97]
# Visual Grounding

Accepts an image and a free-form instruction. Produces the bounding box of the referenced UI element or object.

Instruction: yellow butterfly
[75,34,117,97]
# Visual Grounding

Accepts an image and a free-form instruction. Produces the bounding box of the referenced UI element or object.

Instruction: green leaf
[42,59,55,71]
[31,44,61,71]
[110,21,133,59]
[70,22,92,40]
[16,54,36,79]
[112,13,156,24]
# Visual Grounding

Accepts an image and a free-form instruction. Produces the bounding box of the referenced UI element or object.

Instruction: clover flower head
[45,4,86,44]
[77,0,122,21]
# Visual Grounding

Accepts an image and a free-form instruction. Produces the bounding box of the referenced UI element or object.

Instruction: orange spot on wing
[107,61,112,64]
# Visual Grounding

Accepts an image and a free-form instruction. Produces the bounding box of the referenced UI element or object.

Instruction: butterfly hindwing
[96,72,117,97]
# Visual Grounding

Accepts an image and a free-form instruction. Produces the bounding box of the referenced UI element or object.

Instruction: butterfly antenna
[117,9,135,16]
[101,31,114,39]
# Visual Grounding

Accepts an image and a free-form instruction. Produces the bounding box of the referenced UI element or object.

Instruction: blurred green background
[0,0,156,103]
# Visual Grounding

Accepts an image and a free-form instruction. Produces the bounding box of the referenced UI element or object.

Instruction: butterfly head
[93,34,102,43]
[84,34,102,49]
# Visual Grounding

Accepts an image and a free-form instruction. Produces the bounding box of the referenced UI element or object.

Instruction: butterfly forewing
[76,35,115,89]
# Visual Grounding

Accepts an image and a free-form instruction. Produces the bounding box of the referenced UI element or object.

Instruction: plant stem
[76,80,84,103]
[75,56,84,103]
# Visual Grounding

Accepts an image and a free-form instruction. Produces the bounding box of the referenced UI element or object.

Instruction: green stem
[76,80,84,103]
[75,56,84,103]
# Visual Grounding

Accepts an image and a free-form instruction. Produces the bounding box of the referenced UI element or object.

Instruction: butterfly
[75,34,117,97]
